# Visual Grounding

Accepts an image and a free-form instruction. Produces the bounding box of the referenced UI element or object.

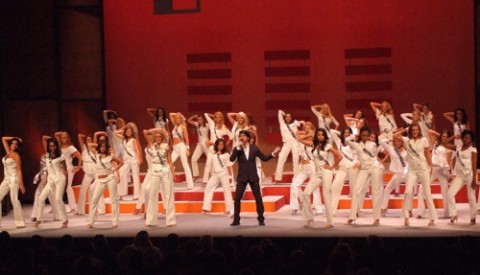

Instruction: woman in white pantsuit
[444,130,477,225]
[379,136,408,216]
[443,108,469,147]
[201,139,233,215]
[343,110,365,136]
[31,155,60,222]
[394,124,438,226]
[0,137,26,229]
[346,126,384,226]
[417,130,452,219]
[187,114,210,181]
[144,129,176,227]
[370,101,397,141]
[311,104,340,143]
[147,107,169,130]
[273,110,303,184]
[330,128,359,215]
[34,137,68,228]
[87,141,123,228]
[299,128,342,227]
[170,112,194,190]
[116,123,143,199]
[55,131,82,213]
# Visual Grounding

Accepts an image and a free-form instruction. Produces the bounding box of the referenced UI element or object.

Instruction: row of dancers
[0,101,477,228]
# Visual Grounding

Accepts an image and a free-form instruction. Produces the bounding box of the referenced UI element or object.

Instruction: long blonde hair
[124,122,139,139]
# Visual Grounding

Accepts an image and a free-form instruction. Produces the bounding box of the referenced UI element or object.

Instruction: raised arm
[310,104,322,117]
[443,112,454,124]
[2,137,19,154]
[400,113,413,125]
[393,127,407,139]
[93,131,107,144]
[143,129,154,146]
[146,108,157,118]
[187,115,198,127]
[344,114,356,125]
[42,135,51,153]
[278,110,286,126]
[114,129,125,140]
[169,113,178,126]
[77,134,86,150]
[103,110,117,123]
[412,103,422,111]
[227,113,237,125]
[54,131,64,142]
[370,102,382,114]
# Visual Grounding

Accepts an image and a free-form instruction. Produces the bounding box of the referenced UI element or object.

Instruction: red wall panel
[104,1,475,145]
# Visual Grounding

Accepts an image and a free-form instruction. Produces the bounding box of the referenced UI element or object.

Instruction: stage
[3,204,479,239]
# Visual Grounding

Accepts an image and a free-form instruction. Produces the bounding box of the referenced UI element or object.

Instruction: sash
[217,153,225,169]
[285,122,297,140]
[123,139,134,157]
[316,148,330,166]
[394,147,406,167]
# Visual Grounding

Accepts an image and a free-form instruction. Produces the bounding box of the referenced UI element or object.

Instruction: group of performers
[0,102,478,229]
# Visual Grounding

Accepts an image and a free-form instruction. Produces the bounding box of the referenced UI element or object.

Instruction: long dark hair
[312,128,329,152]
[46,138,62,159]
[213,139,226,154]
[155,107,167,122]
[96,140,111,156]
[340,127,353,145]
[8,138,22,154]
[453,108,468,124]
[358,126,371,143]
[436,129,451,147]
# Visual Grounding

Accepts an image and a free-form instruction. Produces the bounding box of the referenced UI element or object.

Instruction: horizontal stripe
[265,66,310,77]
[186,52,231,63]
[345,48,391,59]
[345,64,392,75]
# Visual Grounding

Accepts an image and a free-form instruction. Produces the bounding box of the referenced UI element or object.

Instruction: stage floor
[3,204,480,238]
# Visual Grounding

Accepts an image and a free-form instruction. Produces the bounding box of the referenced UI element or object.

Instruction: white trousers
[77,172,105,215]
[119,158,140,197]
[290,163,322,211]
[300,169,334,224]
[447,174,477,220]
[135,171,167,211]
[274,141,300,181]
[417,166,449,217]
[88,176,119,226]
[38,175,68,222]
[381,173,407,209]
[31,173,60,220]
[0,176,25,227]
[402,168,437,220]
[172,142,194,189]
[146,171,176,226]
[349,166,384,220]
[202,172,233,213]
[331,167,358,215]
[66,169,77,210]
[191,141,209,178]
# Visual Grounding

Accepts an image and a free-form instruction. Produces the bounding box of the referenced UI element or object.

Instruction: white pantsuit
[0,157,25,227]
[191,123,210,178]
[379,139,408,211]
[346,138,384,221]
[146,143,176,226]
[77,172,105,215]
[37,154,68,223]
[375,108,397,141]
[171,142,194,189]
[401,136,438,220]
[447,145,477,220]
[417,166,449,217]
[62,145,79,210]
[274,110,301,181]
[290,147,322,212]
[202,152,233,213]
[31,157,60,220]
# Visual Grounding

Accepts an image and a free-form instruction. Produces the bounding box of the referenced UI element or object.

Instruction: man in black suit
[229,130,280,226]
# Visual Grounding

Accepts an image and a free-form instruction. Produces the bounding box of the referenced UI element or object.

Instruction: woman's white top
[151,143,170,174]
[204,114,233,144]
[95,154,114,176]
[231,122,248,147]
[453,122,467,137]
[82,145,97,175]
[402,136,429,170]
[379,139,408,174]
[154,118,168,129]
[145,147,154,170]
[46,153,66,179]
[172,125,186,143]
[454,145,477,178]
[206,152,230,175]
[122,138,137,160]
[278,110,300,143]
[61,145,78,170]
[432,144,451,168]
[2,155,17,178]
[311,107,339,131]
[421,112,434,129]
[330,130,358,169]
[346,137,381,170]
[375,109,397,134]
[312,144,332,176]
[194,122,209,144]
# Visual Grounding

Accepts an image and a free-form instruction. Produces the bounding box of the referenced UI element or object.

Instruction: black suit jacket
[230,144,274,183]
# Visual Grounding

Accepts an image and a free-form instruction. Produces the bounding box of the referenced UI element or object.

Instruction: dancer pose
[299,128,342,227]
[169,112,194,189]
[35,137,68,228]
[202,112,233,183]
[31,155,60,222]
[330,128,359,215]
[273,110,303,184]
[107,117,126,158]
[343,110,365,136]
[103,109,118,148]
[229,130,280,226]
[144,129,176,227]
[370,101,398,140]
[311,104,339,141]
[116,122,142,199]
[400,109,434,147]
[346,126,384,225]
[394,124,438,226]
[147,107,169,129]
[87,141,123,228]
[413,103,435,130]
[443,108,469,147]
[417,130,452,218]
[444,130,477,225]
[75,133,105,216]
[187,114,210,181]
[55,131,82,212]
[0,137,26,228]
[201,139,234,215]
[379,136,408,216]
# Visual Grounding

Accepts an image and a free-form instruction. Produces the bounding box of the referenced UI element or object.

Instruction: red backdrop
[104,0,475,145]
